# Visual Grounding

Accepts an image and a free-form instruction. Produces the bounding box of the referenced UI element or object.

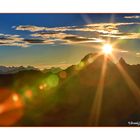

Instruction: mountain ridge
[0,53,140,74]
[1,53,140,126]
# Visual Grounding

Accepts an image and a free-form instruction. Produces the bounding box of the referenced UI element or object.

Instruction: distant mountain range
[0,66,39,74]
[1,53,140,75]
[0,65,62,74]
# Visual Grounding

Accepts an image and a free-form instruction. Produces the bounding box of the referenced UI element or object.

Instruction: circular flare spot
[46,74,59,88]
[59,71,67,79]
[25,90,32,98]
[0,88,24,126]
[77,61,85,70]
[12,94,19,102]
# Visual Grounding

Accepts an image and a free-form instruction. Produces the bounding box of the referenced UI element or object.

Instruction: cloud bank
[1,21,140,48]
[124,16,140,19]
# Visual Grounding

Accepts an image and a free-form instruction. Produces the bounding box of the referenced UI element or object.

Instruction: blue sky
[0,14,140,69]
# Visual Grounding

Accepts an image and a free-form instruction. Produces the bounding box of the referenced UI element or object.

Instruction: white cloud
[124,16,140,19]
[15,25,76,32]
[10,22,140,47]
[16,22,140,34]
[101,33,140,40]
[31,32,103,44]
[15,25,46,32]
[136,52,140,57]
[0,34,27,47]
[120,50,128,53]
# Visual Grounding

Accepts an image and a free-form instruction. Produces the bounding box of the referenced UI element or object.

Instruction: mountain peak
[119,57,127,65]
[81,53,114,66]
[81,53,98,63]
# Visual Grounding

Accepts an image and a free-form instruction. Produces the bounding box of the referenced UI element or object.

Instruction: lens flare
[12,94,19,102]
[76,61,85,70]
[0,88,24,126]
[39,85,44,90]
[25,90,32,98]
[59,71,67,79]
[46,74,59,88]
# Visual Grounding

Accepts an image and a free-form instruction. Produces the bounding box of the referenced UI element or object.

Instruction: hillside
[0,53,140,126]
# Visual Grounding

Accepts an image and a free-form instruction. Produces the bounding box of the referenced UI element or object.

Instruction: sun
[102,44,113,55]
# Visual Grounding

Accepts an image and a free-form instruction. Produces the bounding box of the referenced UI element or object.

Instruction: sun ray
[88,55,107,126]
[110,54,140,106]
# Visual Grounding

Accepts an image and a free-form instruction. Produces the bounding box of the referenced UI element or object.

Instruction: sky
[0,14,140,69]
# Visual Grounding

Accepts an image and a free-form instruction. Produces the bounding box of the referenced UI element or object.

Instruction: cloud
[15,25,46,32]
[15,23,139,33]
[83,23,140,40]
[24,38,45,43]
[31,32,69,39]
[31,32,103,44]
[0,33,56,47]
[136,52,140,57]
[24,38,54,45]
[10,22,140,47]
[16,22,140,38]
[0,34,27,47]
[100,33,140,40]
[124,16,140,19]
[120,50,128,53]
[21,22,140,45]
[15,25,75,32]
[63,35,103,43]
[83,22,140,34]
[63,36,92,42]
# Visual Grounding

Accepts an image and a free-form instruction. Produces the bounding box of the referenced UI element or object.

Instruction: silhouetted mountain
[1,53,140,126]
[36,53,140,126]
[119,57,127,65]
[81,53,95,63]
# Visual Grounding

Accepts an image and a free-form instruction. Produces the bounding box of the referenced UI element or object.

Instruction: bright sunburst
[102,44,113,54]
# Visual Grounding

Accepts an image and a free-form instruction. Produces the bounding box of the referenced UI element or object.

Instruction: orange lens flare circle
[0,88,24,126]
